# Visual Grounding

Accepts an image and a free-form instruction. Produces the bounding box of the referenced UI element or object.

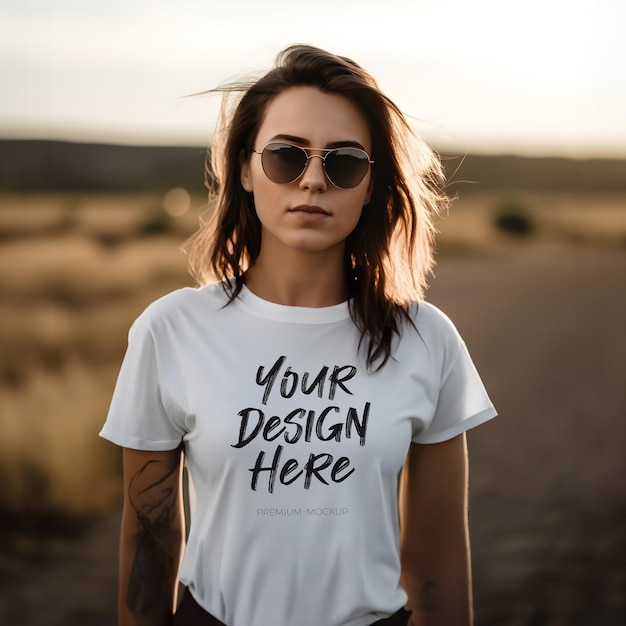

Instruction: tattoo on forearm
[419,580,440,611]
[127,456,180,619]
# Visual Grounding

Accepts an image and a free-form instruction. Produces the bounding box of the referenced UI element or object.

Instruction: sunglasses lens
[261,143,307,184]
[325,148,370,189]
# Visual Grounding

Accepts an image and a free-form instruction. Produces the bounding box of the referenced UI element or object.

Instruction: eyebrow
[268,134,367,151]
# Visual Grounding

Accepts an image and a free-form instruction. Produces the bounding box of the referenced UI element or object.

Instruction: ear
[240,151,253,192]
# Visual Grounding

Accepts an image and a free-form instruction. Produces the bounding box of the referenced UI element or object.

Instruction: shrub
[493,196,535,237]
[136,206,173,236]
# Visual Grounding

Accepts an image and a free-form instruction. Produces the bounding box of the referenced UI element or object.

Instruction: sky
[0,0,624,158]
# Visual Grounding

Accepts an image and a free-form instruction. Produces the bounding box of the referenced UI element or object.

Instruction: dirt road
[428,246,625,625]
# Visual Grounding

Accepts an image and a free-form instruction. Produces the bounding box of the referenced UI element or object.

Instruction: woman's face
[240,86,373,259]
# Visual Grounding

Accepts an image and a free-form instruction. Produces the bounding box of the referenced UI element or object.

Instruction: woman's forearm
[119,448,185,626]
[118,505,184,626]
[402,531,473,626]
[400,437,474,626]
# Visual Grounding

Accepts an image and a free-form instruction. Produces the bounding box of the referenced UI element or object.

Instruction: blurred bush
[493,195,535,237]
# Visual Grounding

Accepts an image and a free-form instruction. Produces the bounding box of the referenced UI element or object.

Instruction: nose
[298,154,328,192]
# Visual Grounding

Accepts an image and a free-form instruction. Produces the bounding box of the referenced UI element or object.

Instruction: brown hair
[185,44,449,369]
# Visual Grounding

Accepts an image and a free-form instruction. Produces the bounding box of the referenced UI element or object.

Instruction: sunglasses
[252,142,374,189]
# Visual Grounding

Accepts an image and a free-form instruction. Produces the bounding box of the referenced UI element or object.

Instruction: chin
[288,237,344,254]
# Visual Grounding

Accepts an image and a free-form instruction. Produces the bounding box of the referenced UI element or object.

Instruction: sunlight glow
[0,0,623,157]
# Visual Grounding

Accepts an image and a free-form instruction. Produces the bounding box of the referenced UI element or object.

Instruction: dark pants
[173,588,413,626]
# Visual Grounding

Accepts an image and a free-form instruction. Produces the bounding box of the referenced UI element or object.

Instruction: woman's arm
[118,446,185,626]
[399,434,473,626]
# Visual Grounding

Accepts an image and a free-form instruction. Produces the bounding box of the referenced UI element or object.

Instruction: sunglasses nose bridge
[298,151,328,188]
[302,151,326,170]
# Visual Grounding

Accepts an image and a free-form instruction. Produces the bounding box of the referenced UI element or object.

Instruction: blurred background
[0,1,624,624]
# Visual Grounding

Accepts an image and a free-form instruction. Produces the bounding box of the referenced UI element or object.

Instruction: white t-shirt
[100,283,496,626]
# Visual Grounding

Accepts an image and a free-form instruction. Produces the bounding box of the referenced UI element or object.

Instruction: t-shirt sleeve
[99,318,185,451]
[413,315,497,444]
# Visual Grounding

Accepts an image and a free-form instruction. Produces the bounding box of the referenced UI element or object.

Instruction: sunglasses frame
[252,142,374,189]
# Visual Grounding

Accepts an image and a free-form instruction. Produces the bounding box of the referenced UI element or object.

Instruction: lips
[288,204,330,221]
[288,204,331,216]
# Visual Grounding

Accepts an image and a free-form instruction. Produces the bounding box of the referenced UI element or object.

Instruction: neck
[245,247,347,308]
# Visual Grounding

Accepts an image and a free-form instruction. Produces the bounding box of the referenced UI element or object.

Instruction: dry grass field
[0,189,624,625]
[0,193,199,525]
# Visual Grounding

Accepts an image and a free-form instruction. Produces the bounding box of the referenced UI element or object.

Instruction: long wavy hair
[185,44,449,369]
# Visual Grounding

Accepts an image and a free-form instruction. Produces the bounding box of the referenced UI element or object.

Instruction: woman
[101,44,497,626]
